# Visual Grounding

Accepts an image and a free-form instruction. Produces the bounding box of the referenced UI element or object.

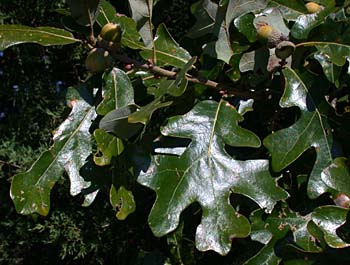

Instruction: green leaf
[234,13,257,43]
[115,16,146,50]
[93,129,124,166]
[140,23,191,68]
[267,0,307,21]
[128,0,154,47]
[321,157,350,195]
[99,104,144,140]
[226,0,267,25]
[312,206,350,248]
[187,0,217,38]
[314,52,341,87]
[128,97,173,125]
[263,67,335,199]
[99,12,146,50]
[96,67,135,116]
[301,41,350,67]
[0,25,80,51]
[148,57,196,98]
[254,8,290,37]
[10,87,97,216]
[67,0,101,26]
[291,5,337,39]
[246,203,320,265]
[203,5,234,64]
[96,0,117,26]
[138,100,288,255]
[110,185,136,220]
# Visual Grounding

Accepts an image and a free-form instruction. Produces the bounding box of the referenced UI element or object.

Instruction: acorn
[256,24,287,48]
[275,41,296,60]
[100,23,122,43]
[85,48,113,73]
[305,2,322,14]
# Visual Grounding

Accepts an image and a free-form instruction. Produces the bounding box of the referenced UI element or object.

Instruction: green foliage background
[1,0,350,264]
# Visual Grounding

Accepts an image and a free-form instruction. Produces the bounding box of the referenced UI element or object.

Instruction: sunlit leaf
[138,100,288,255]
[93,129,123,166]
[321,157,350,195]
[246,203,320,265]
[96,67,135,115]
[0,25,80,51]
[263,67,335,199]
[140,23,191,68]
[312,206,350,248]
[10,87,97,216]
[110,185,136,220]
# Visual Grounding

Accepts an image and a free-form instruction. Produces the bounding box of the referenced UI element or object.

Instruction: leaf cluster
[1,0,350,264]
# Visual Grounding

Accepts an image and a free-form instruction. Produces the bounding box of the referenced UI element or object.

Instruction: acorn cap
[275,41,296,60]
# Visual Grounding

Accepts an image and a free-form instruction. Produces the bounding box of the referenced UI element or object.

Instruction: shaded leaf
[203,5,233,64]
[0,25,80,51]
[99,104,144,140]
[96,67,135,115]
[246,203,320,265]
[67,0,101,26]
[128,0,154,47]
[140,23,191,68]
[263,67,335,199]
[254,7,290,37]
[187,0,217,38]
[110,185,136,220]
[128,97,173,125]
[226,0,267,25]
[138,100,288,255]
[314,52,341,87]
[93,129,123,166]
[234,13,257,43]
[267,0,307,21]
[96,0,117,26]
[148,57,196,98]
[10,87,97,216]
[312,206,350,248]
[291,5,338,39]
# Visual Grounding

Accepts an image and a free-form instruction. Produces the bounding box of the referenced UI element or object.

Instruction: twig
[97,41,263,99]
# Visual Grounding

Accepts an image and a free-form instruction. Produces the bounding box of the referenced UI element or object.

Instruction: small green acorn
[85,48,113,73]
[100,23,122,43]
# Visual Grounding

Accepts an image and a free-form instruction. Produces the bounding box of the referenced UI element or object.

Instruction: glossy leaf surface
[264,67,334,199]
[0,25,80,51]
[138,100,288,255]
[10,88,96,215]
[140,24,191,68]
[96,67,135,115]
[246,203,320,265]
[312,206,350,248]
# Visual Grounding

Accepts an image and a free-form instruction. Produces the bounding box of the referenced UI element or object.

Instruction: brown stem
[98,41,263,99]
